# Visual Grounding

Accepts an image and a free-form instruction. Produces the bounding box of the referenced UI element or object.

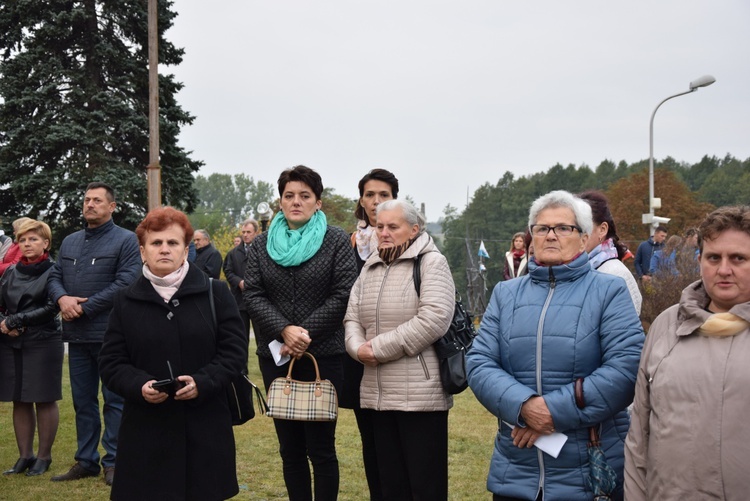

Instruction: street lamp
[256,202,274,232]
[644,75,716,235]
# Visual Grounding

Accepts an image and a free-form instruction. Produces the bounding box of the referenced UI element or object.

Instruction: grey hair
[195,229,210,240]
[528,190,593,236]
[241,219,259,232]
[376,199,425,232]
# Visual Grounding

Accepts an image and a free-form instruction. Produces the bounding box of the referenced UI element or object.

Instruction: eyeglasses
[529,224,582,237]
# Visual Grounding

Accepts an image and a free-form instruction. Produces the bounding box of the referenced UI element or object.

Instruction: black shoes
[3,457,37,475]
[104,466,115,486]
[26,458,52,476]
[50,462,98,482]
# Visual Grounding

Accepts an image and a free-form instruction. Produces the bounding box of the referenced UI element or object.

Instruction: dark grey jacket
[47,219,141,343]
[244,226,357,359]
[194,243,222,280]
[223,243,250,309]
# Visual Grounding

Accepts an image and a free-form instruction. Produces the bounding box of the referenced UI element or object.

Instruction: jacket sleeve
[344,274,366,360]
[223,249,242,289]
[244,239,290,342]
[370,252,455,362]
[5,297,58,331]
[502,253,511,281]
[206,249,223,280]
[542,279,645,431]
[624,312,664,501]
[298,230,358,342]
[191,282,248,401]
[634,242,646,277]
[467,281,537,424]
[80,232,141,318]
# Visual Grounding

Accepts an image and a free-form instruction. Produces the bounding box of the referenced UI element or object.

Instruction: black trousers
[371,410,449,501]
[259,355,343,501]
[354,407,382,501]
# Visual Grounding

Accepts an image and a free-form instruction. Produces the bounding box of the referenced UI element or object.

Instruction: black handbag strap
[208,278,218,331]
[413,254,423,297]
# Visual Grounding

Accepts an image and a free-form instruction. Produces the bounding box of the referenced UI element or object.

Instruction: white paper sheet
[502,421,568,459]
[269,340,290,366]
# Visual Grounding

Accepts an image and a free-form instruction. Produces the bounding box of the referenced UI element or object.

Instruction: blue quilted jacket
[467,253,644,500]
[47,219,141,343]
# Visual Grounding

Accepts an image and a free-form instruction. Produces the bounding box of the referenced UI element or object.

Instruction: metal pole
[147,0,162,210]
[648,89,693,235]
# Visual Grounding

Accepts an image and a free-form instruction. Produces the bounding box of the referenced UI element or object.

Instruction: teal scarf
[267,210,327,267]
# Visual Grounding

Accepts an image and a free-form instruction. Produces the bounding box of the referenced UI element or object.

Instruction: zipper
[417,353,430,379]
[375,265,390,411]
[534,266,556,499]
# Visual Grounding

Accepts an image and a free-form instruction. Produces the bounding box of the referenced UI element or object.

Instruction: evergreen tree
[0,0,200,243]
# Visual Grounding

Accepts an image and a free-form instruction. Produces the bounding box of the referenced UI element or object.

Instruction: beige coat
[624,280,750,501]
[345,232,454,412]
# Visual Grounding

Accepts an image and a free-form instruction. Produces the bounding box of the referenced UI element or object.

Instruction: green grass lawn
[0,340,498,500]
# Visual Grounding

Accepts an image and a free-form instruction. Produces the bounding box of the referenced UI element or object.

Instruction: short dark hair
[277,165,323,200]
[135,207,194,247]
[698,205,750,254]
[655,225,668,234]
[86,182,116,203]
[354,169,399,221]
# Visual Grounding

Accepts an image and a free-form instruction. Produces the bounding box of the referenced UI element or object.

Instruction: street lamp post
[645,75,716,235]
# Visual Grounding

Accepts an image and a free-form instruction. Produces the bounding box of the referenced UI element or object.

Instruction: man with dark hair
[47,182,141,486]
[193,229,222,279]
[635,226,667,282]
[223,219,259,337]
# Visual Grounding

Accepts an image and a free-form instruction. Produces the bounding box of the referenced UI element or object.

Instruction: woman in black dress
[0,219,62,477]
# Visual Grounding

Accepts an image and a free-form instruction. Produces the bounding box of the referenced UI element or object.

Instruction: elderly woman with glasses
[467,190,644,501]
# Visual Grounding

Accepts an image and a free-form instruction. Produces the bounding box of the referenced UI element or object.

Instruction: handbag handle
[284,352,324,397]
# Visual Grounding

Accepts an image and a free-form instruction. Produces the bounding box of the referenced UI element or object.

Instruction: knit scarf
[697,312,749,338]
[378,237,416,265]
[143,261,189,302]
[354,220,378,261]
[588,238,619,270]
[267,210,327,267]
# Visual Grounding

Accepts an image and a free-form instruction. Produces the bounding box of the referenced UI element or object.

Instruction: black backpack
[413,253,477,394]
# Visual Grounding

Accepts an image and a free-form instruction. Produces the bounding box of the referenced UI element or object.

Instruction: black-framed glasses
[529,224,582,237]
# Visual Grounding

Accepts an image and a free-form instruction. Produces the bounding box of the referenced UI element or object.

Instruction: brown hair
[698,205,750,253]
[354,169,399,222]
[508,232,526,253]
[135,207,194,246]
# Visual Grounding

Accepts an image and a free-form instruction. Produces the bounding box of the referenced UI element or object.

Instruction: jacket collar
[84,218,114,237]
[527,252,591,283]
[676,280,750,337]
[125,263,210,302]
[362,232,435,271]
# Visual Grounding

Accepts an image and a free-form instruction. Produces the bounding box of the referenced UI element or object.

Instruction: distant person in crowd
[99,207,247,501]
[0,220,62,477]
[345,199,455,500]
[634,226,667,282]
[341,168,399,501]
[0,218,13,261]
[47,182,141,486]
[649,235,682,278]
[579,191,642,314]
[233,235,242,247]
[192,229,222,279]
[223,219,259,338]
[503,231,528,280]
[244,165,358,501]
[0,217,33,277]
[467,190,644,501]
[625,205,750,500]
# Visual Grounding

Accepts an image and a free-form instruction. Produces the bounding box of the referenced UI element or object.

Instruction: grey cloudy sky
[166,1,750,221]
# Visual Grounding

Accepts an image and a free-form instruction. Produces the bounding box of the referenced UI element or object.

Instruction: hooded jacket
[624,280,750,501]
[467,253,644,500]
[345,232,454,412]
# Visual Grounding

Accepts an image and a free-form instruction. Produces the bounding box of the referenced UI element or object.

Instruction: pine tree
[0,0,200,242]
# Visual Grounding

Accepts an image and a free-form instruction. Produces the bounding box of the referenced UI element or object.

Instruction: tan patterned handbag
[266,352,338,421]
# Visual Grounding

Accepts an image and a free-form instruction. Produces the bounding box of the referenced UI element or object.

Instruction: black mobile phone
[151,360,183,395]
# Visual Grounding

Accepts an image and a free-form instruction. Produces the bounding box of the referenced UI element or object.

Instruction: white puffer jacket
[345,232,455,412]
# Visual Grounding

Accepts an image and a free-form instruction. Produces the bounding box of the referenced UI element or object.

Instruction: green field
[0,340,498,500]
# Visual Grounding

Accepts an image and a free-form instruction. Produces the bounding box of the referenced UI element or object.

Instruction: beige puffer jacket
[345,232,454,412]
[624,280,750,501]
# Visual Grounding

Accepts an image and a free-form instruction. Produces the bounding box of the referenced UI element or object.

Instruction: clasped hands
[0,319,19,337]
[512,396,556,449]
[58,295,88,322]
[280,325,311,359]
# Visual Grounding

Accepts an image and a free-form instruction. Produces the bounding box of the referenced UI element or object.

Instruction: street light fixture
[644,75,716,235]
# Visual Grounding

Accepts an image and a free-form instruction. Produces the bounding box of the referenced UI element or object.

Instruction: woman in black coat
[244,165,358,501]
[99,207,247,501]
[0,219,62,477]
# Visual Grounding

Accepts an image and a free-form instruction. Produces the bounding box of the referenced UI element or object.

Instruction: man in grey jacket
[47,182,141,486]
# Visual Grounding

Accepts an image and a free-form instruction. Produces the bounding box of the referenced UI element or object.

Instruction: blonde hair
[15,219,52,251]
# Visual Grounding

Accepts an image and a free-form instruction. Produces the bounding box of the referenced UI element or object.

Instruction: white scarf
[697,312,749,338]
[354,220,379,261]
[142,261,190,302]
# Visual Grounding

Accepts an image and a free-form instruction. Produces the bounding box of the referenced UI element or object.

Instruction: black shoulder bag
[413,254,477,394]
[208,278,267,425]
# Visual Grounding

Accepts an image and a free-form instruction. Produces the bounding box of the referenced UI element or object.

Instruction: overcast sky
[166,1,750,221]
